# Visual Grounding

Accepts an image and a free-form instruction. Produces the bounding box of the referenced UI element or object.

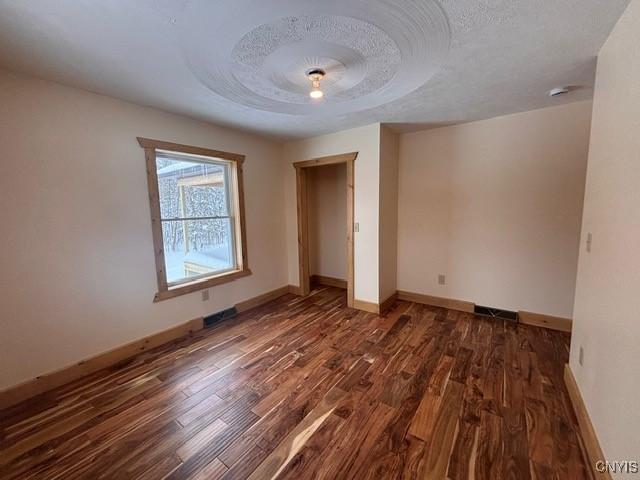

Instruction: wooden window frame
[137,137,250,302]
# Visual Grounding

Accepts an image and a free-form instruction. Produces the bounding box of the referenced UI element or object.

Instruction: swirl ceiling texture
[179,0,451,116]
[0,0,631,138]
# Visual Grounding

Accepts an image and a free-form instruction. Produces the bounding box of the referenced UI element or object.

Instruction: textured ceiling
[181,1,449,116]
[0,0,630,139]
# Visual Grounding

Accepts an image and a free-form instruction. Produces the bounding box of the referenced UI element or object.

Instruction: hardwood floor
[0,287,591,479]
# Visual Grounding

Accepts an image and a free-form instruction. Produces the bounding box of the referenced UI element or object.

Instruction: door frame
[293,152,357,308]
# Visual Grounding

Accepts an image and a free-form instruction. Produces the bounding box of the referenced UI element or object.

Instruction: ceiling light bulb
[307,68,326,101]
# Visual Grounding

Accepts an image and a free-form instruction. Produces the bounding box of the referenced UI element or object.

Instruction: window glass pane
[162,218,235,284]
[156,156,229,219]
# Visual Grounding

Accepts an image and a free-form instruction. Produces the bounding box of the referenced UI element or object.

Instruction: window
[138,138,250,301]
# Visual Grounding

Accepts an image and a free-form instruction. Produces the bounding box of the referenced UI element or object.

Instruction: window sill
[153,268,252,302]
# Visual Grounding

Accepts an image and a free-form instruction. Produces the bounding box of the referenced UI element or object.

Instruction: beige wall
[570,0,640,471]
[379,125,399,301]
[283,124,381,303]
[308,164,347,280]
[397,101,592,318]
[0,69,288,390]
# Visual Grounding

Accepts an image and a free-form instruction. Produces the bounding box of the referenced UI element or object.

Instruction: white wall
[0,69,288,390]
[283,124,381,303]
[570,0,640,472]
[379,125,399,301]
[308,164,347,280]
[397,101,592,318]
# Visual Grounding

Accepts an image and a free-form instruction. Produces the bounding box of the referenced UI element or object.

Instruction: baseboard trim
[519,310,572,332]
[0,317,204,410]
[379,292,397,314]
[353,298,379,314]
[235,285,292,312]
[0,284,571,410]
[288,285,303,296]
[0,285,304,410]
[395,290,572,332]
[396,290,475,313]
[564,364,611,479]
[310,274,347,289]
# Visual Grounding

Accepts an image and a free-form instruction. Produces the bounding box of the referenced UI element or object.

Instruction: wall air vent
[204,307,237,328]
[474,305,518,322]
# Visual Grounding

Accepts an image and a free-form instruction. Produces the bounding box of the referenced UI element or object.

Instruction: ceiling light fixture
[307,68,325,100]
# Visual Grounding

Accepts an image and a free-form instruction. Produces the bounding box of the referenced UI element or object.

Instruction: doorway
[294,152,357,307]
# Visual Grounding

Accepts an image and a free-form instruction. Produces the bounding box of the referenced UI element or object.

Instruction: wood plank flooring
[0,287,592,479]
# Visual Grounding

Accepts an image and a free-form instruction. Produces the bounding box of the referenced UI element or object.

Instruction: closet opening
[293,152,357,307]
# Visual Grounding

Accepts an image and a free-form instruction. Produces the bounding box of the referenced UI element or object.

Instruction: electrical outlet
[354,222,359,233]
[586,233,592,253]
[438,274,446,285]
[201,289,210,301]
[579,346,584,366]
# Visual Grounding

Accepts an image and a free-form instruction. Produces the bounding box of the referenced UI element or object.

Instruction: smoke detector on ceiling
[549,87,570,97]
